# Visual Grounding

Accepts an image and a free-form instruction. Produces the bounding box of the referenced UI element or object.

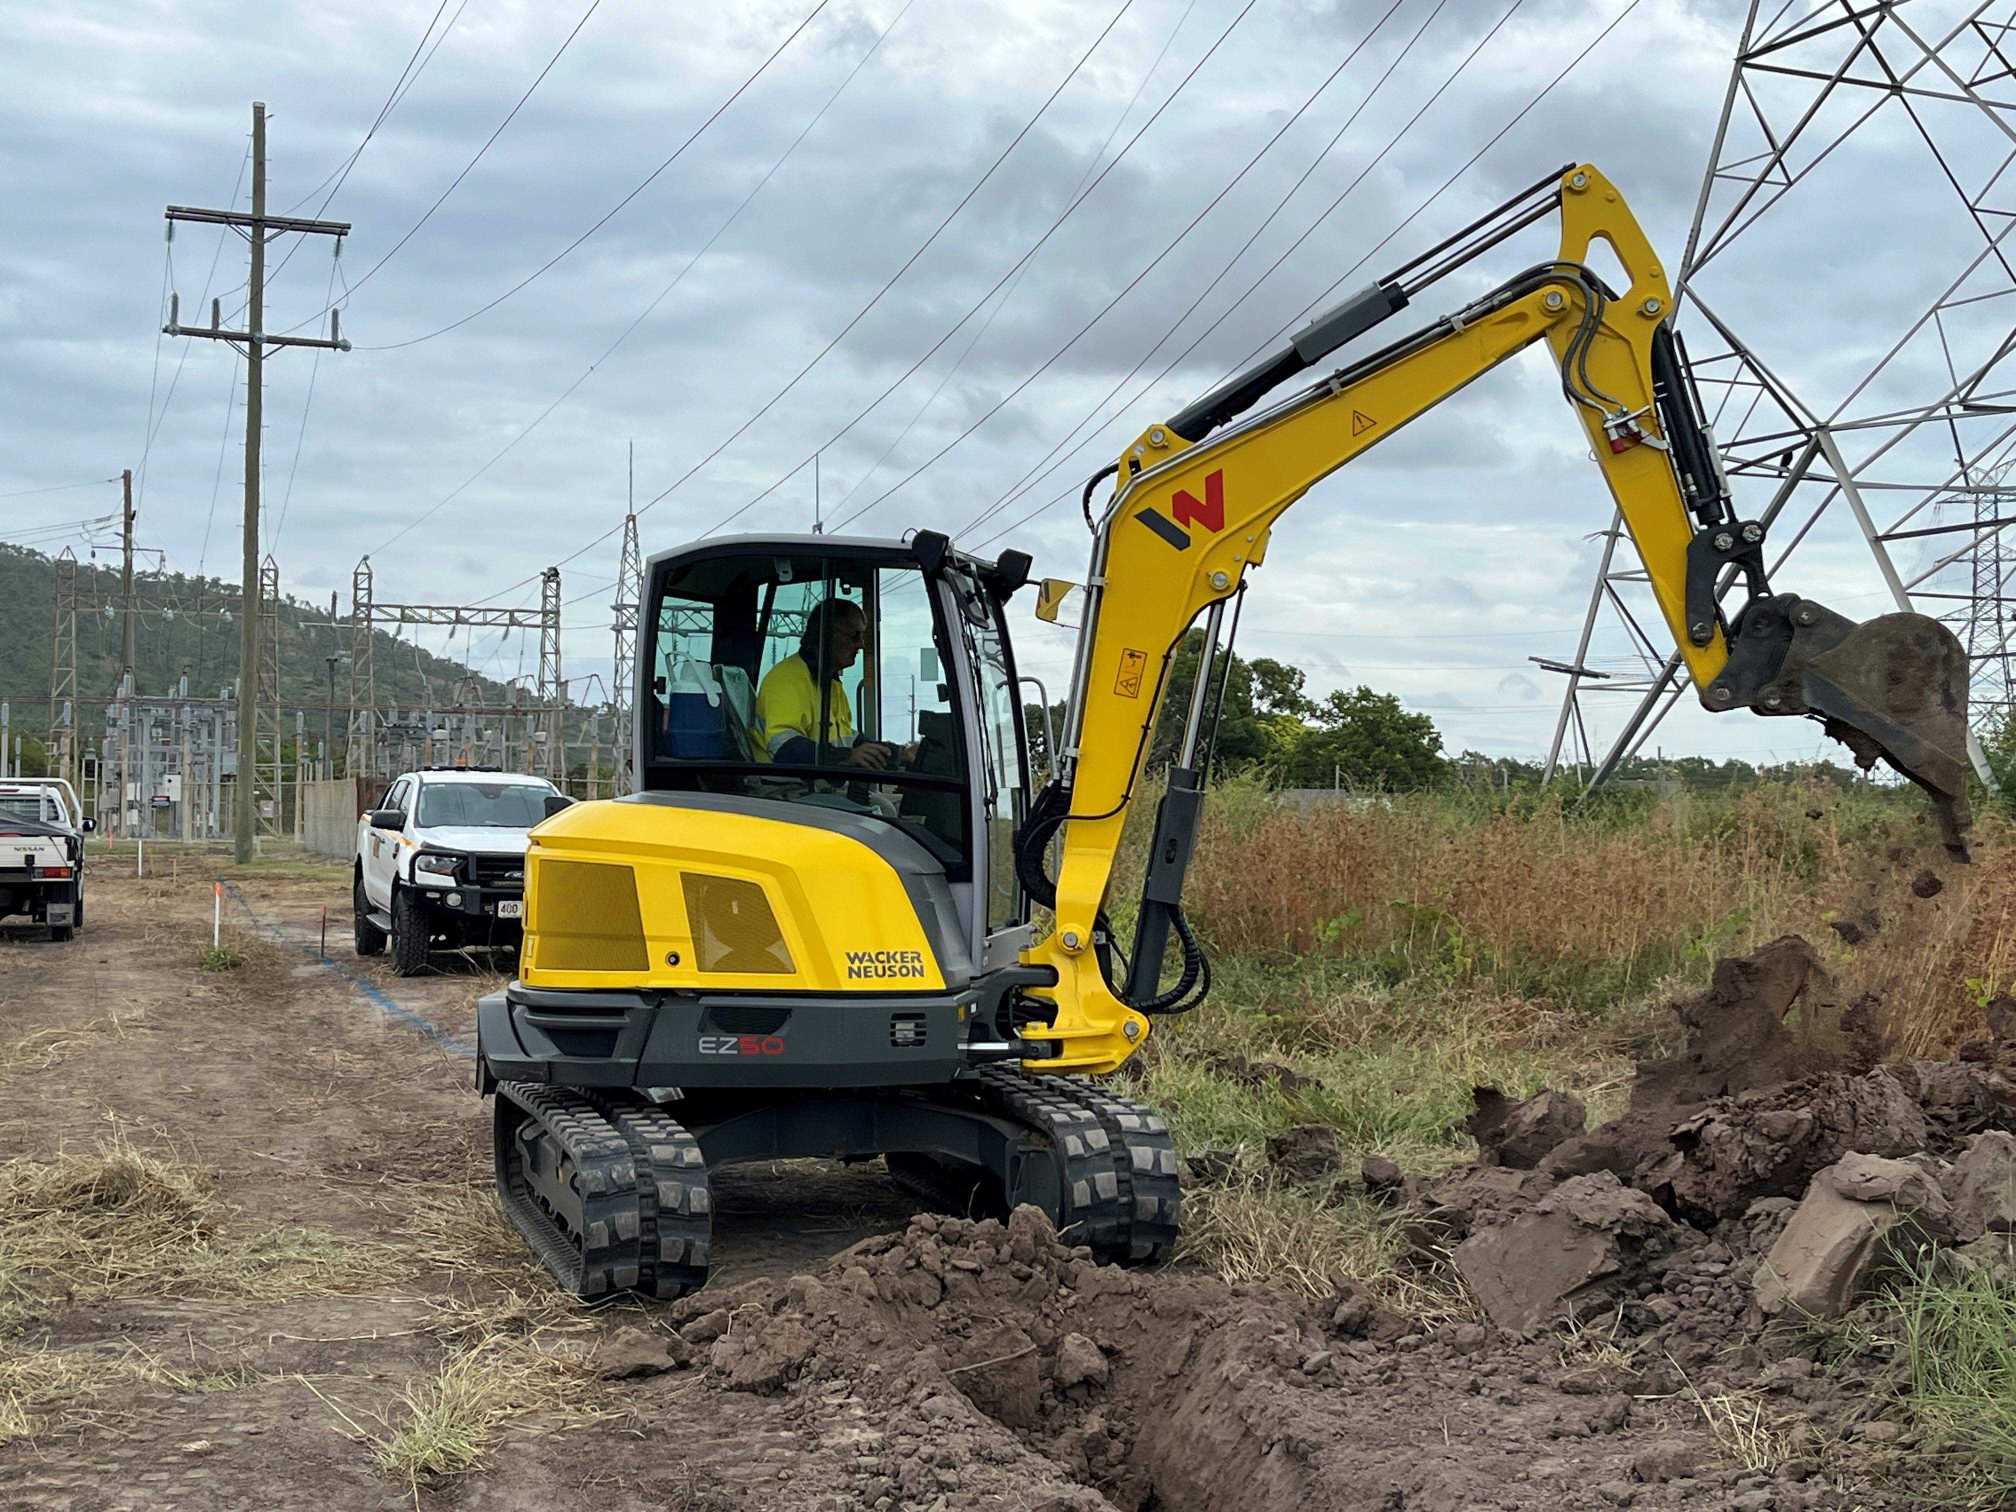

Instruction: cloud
[0,0,1996,776]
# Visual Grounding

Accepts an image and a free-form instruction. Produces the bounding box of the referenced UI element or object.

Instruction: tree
[1146,630,1272,771]
[1275,685,1446,790]
[1248,657,1315,720]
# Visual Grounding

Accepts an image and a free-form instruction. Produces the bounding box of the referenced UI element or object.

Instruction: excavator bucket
[1766,604,1974,858]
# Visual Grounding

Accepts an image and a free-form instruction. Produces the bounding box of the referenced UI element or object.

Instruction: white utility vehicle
[0,779,93,941]
[353,766,569,975]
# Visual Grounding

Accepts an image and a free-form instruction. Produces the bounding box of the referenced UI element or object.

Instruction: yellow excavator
[476,163,1971,1298]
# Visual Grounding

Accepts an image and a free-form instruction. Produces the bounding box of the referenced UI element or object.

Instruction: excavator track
[1074,1082,1182,1263]
[587,1093,713,1299]
[493,1082,713,1301]
[974,1067,1180,1265]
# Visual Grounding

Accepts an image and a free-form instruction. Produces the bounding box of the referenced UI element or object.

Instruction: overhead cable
[372,0,917,557]
[972,0,1643,550]
[281,0,610,335]
[470,0,1145,607]
[831,0,1441,534]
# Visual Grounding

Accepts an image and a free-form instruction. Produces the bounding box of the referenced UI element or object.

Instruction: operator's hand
[844,741,894,771]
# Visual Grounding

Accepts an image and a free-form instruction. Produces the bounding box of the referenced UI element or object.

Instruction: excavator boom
[1015,163,1972,1076]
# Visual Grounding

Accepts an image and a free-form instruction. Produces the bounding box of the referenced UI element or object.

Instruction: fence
[299,777,371,860]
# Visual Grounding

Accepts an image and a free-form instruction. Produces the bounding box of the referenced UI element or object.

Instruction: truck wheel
[48,919,75,943]
[354,874,387,957]
[391,888,430,977]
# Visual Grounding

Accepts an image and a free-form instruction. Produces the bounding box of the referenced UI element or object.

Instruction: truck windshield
[417,783,552,828]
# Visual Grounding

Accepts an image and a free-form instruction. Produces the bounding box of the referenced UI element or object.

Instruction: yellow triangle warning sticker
[1351,410,1376,436]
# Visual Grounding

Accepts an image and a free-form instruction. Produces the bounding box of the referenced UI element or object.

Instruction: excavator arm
[1012,163,1971,1076]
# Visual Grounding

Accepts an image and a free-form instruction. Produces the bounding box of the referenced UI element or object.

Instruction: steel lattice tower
[253,556,283,836]
[611,512,642,797]
[537,567,564,782]
[1546,0,2016,786]
[348,557,375,782]
[48,548,78,791]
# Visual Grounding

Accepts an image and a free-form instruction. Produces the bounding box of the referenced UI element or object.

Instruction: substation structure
[344,559,570,785]
[45,546,305,840]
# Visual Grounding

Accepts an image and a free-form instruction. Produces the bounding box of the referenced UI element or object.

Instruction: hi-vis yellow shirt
[755,654,852,761]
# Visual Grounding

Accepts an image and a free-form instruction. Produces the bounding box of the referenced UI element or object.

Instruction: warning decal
[1351,410,1376,436]
[1114,649,1149,699]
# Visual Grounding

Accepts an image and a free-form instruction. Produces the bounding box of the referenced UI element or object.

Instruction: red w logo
[1171,470,1225,533]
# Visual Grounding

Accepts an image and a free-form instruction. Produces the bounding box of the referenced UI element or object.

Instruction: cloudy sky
[6,0,2007,768]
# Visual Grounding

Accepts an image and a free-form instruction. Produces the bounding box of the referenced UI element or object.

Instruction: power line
[961,0,1454,541]
[266,0,467,290]
[137,145,250,513]
[683,0,1254,548]
[472,0,1151,608]
[372,0,918,558]
[973,0,1644,550]
[313,1,834,349]
[281,0,609,336]
[197,362,240,576]
[832,0,1458,535]
[271,252,345,551]
[283,0,462,214]
[829,0,1204,527]
[0,477,119,501]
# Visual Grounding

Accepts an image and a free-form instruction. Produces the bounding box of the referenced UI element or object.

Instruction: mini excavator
[476,164,1972,1298]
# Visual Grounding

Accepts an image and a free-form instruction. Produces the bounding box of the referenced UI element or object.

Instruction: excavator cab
[636,534,1037,974]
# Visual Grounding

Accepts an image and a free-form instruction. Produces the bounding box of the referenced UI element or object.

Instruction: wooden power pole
[165,102,351,861]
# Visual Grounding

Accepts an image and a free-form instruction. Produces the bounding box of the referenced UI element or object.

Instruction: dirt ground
[0,856,1921,1510]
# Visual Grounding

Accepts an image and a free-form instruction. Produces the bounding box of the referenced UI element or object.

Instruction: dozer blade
[1719,597,1973,859]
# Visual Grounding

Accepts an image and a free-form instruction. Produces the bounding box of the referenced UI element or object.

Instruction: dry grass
[1683,1382,1795,1475]
[0,1128,392,1318]
[1179,778,2014,1052]
[0,1007,150,1073]
[353,1328,610,1497]
[0,1336,265,1445]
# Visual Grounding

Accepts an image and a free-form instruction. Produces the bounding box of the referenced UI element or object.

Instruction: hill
[0,543,542,746]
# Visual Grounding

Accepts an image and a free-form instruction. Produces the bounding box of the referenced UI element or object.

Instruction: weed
[366,1332,604,1495]
[1871,1259,2016,1504]
[198,944,244,972]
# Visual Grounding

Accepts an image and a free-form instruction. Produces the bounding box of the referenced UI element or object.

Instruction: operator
[755,597,902,770]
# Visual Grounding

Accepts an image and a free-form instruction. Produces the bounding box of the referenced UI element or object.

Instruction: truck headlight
[414,853,459,886]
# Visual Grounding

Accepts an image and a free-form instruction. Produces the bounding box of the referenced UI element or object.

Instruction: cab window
[646,552,970,875]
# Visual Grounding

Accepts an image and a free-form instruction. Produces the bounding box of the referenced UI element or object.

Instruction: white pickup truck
[353,766,569,975]
[0,780,92,941]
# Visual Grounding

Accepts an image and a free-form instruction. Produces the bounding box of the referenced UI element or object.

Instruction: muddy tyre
[391,887,430,976]
[354,875,386,957]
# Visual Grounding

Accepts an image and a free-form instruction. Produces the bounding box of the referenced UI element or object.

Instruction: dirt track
[0,860,1910,1509]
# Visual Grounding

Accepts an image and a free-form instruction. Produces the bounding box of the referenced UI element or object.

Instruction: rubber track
[493,1082,642,1299]
[1074,1082,1182,1263]
[976,1067,1127,1260]
[587,1094,713,1300]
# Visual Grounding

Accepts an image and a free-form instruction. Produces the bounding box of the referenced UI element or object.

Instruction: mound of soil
[618,1203,1899,1511]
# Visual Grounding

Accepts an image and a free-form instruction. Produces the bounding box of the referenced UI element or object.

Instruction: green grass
[1866,1257,2016,1507]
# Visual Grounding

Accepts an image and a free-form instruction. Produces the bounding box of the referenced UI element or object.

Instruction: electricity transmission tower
[1545,0,2016,788]
[164,100,351,859]
[611,499,643,797]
